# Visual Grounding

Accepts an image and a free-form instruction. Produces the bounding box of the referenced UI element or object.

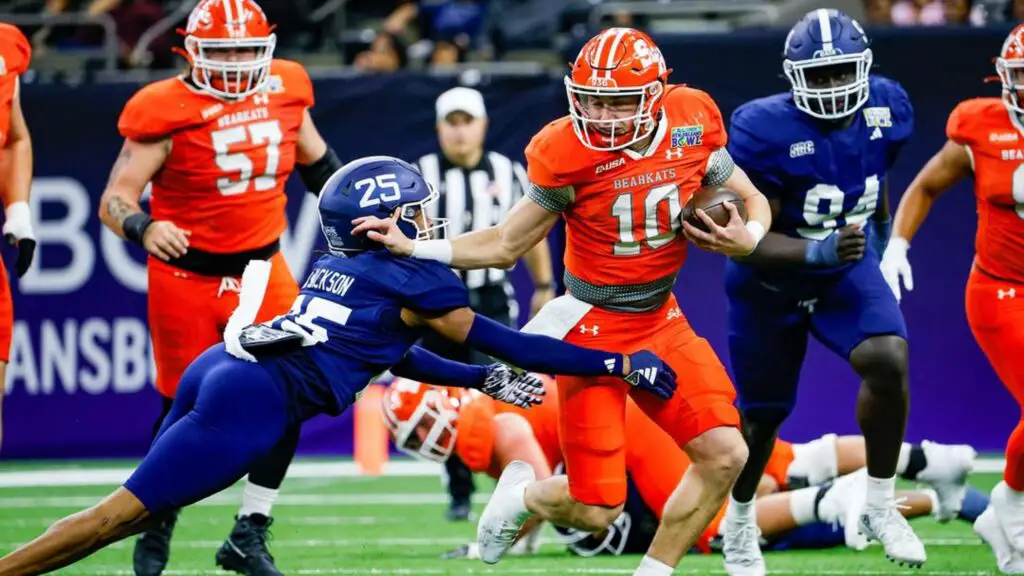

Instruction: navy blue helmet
[318,156,444,254]
[783,9,872,120]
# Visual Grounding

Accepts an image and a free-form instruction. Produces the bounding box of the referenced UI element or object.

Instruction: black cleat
[215,514,283,576]
[445,498,476,522]
[133,509,179,576]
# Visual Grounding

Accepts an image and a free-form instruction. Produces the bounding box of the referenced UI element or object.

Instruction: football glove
[880,236,913,302]
[3,201,35,278]
[623,350,677,400]
[480,364,546,409]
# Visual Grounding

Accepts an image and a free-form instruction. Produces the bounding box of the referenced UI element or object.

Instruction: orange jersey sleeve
[0,24,31,153]
[945,98,1024,283]
[125,60,312,254]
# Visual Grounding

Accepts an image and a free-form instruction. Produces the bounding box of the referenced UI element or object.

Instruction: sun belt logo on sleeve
[671,125,703,148]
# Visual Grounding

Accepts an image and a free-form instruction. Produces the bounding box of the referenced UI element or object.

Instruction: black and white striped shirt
[415,150,529,290]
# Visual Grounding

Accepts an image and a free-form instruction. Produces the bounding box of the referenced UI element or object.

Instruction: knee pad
[788,433,839,487]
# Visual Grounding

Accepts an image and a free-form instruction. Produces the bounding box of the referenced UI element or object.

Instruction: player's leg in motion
[0,265,14,452]
[964,269,1024,572]
[811,257,924,566]
[216,254,301,576]
[722,264,809,576]
[630,317,746,576]
[135,264,223,576]
[0,348,290,576]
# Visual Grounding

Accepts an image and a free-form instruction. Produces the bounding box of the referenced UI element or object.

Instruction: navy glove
[623,350,677,400]
[805,225,866,266]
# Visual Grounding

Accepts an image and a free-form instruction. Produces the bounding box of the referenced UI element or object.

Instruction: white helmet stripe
[590,29,614,80]
[603,28,629,79]
[816,8,833,53]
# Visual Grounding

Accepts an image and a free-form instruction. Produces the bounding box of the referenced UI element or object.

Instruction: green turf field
[0,462,1004,575]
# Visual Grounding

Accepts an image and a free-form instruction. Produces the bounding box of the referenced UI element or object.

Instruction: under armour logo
[797,298,818,314]
[999,288,1016,300]
[218,277,241,298]
[665,148,684,160]
[666,306,682,321]
[579,324,599,336]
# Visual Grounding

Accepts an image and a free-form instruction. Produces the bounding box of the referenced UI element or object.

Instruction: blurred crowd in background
[3,0,1024,75]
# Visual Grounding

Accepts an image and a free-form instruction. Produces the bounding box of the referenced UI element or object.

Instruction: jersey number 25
[211,120,283,196]
[274,294,352,345]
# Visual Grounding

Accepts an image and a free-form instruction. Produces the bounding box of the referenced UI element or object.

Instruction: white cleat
[859,500,927,568]
[475,460,535,564]
[917,440,976,522]
[992,481,1024,552]
[817,469,870,551]
[722,515,766,576]
[976,506,1024,574]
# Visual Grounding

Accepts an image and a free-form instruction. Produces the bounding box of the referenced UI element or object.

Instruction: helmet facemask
[785,50,872,121]
[396,183,448,242]
[565,78,663,151]
[997,58,1024,115]
[383,388,458,463]
[186,35,276,100]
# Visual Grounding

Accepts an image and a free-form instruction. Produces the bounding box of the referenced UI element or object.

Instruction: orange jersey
[0,24,30,158]
[454,386,562,478]
[525,85,727,309]
[118,59,313,253]
[947,98,1024,283]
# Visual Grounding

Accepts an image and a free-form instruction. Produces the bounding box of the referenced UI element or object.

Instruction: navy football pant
[124,345,290,515]
[725,253,907,417]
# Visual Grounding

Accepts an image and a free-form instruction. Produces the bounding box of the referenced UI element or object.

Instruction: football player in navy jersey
[0,156,677,576]
[718,9,936,576]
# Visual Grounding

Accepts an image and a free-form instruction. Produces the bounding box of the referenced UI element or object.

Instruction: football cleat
[133,508,179,576]
[215,515,283,576]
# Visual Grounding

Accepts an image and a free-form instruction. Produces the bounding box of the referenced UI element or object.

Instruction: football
[682,187,747,233]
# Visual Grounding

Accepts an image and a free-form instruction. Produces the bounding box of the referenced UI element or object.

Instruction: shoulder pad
[118,78,211,141]
[268,59,315,108]
[524,117,596,187]
[0,24,31,76]
[947,98,1005,146]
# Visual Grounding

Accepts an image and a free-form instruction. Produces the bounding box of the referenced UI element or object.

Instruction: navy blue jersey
[728,76,913,248]
[260,250,469,415]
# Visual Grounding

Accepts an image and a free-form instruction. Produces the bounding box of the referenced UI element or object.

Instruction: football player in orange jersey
[353,27,773,575]
[383,378,979,561]
[97,1,341,575]
[0,24,36,454]
[881,23,1024,575]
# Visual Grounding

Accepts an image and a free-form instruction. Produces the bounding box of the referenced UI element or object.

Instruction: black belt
[163,240,280,277]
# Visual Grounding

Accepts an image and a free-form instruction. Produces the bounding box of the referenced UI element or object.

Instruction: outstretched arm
[736,198,867,268]
[890,139,972,243]
[391,346,545,409]
[401,307,676,399]
[353,196,560,269]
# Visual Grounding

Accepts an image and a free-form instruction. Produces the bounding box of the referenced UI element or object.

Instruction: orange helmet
[565,27,671,151]
[382,379,466,463]
[181,0,276,99]
[997,24,1024,114]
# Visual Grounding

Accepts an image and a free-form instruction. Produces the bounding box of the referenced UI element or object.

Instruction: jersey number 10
[611,184,682,256]
[211,120,283,196]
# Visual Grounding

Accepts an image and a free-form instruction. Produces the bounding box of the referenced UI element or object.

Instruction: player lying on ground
[383,377,979,560]
[0,157,677,576]
[881,22,1024,575]
[98,0,345,572]
[721,9,922,574]
[354,27,772,576]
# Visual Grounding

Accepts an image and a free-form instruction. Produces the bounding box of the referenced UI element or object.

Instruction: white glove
[3,201,35,242]
[880,236,914,302]
[224,260,272,362]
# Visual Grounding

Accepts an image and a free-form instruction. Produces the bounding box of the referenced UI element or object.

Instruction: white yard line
[0,458,1004,489]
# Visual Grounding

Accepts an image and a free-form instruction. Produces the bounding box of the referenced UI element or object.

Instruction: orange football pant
[0,261,11,362]
[966,266,1024,491]
[625,398,793,552]
[148,252,299,397]
[558,294,740,507]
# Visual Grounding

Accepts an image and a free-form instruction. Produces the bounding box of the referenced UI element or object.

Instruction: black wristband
[122,212,154,246]
[298,147,343,196]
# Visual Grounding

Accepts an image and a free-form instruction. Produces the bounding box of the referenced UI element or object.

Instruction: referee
[416,86,556,521]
